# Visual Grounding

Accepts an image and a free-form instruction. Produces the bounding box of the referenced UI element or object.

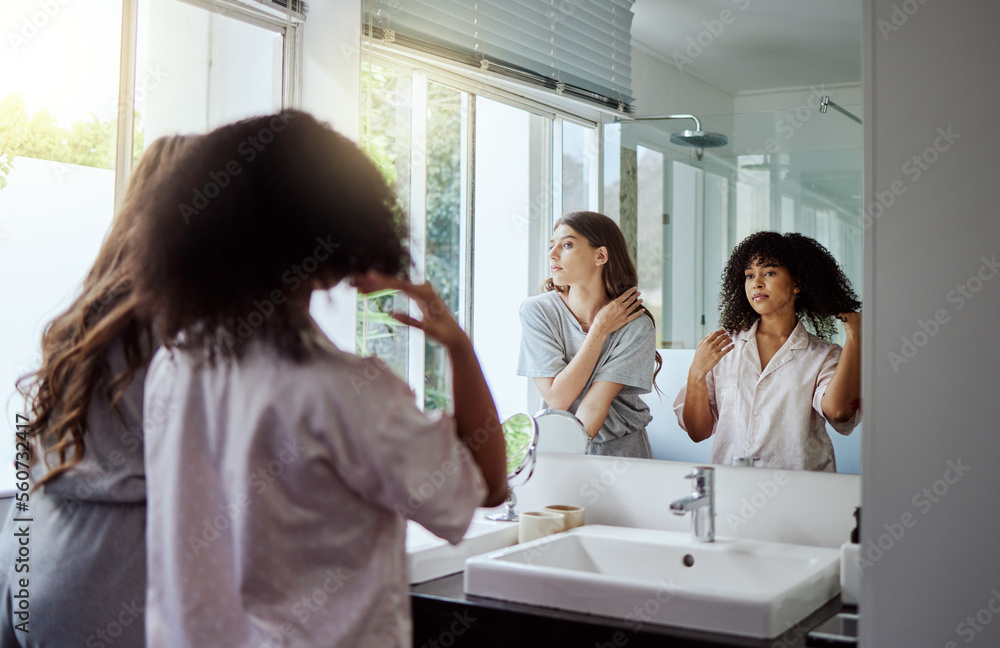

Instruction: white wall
[630,43,734,119]
[516,454,859,549]
[861,1,1000,646]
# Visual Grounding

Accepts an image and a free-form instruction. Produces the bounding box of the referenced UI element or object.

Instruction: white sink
[464,525,840,638]
[406,518,518,584]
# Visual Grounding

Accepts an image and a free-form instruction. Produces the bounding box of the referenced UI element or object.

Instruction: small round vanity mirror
[486,413,538,522]
[533,409,589,454]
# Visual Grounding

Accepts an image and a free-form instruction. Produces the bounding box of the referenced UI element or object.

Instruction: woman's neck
[561,280,608,327]
[756,310,797,339]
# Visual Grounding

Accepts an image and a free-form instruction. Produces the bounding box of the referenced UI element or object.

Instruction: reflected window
[359,59,598,417]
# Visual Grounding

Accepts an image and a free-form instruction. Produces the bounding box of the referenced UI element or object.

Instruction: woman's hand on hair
[689,330,734,382]
[352,271,466,350]
[836,312,861,340]
[591,287,644,336]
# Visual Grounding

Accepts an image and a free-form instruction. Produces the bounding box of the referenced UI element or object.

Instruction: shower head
[670,129,729,148]
[629,113,729,148]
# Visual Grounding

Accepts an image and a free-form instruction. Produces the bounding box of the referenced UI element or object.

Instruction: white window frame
[113,0,302,211]
[365,49,604,409]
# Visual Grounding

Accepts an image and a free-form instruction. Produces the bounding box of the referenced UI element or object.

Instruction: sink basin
[406,518,518,584]
[464,525,840,638]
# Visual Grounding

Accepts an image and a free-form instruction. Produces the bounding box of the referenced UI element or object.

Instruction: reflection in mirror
[603,0,863,473]
[486,414,538,522]
[533,409,589,455]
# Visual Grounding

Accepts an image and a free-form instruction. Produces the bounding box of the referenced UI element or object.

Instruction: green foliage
[356,67,466,413]
[502,416,534,475]
[0,93,146,188]
[0,95,29,189]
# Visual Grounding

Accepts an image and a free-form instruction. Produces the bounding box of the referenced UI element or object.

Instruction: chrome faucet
[670,466,715,543]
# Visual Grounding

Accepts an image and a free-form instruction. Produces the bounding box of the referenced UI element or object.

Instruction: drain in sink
[682,554,695,567]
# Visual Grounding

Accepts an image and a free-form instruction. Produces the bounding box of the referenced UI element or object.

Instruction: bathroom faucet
[670,467,715,543]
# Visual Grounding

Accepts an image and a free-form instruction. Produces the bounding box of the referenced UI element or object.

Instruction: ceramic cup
[518,511,565,543]
[542,504,585,530]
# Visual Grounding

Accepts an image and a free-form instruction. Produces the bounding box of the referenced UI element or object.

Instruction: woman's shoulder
[519,290,562,319]
[616,312,656,343]
[798,324,842,353]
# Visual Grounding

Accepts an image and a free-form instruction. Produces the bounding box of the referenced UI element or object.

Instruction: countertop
[411,572,852,648]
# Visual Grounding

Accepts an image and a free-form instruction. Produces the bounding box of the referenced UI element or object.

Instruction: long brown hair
[543,210,663,385]
[16,135,191,486]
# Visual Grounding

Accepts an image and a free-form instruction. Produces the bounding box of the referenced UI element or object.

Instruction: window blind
[366,0,634,112]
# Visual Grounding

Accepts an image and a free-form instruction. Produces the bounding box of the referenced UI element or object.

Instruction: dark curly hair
[718,231,860,340]
[130,109,408,362]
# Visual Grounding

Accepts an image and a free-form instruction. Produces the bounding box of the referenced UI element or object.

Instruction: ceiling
[630,0,862,95]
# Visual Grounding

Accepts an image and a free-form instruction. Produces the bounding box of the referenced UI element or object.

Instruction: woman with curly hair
[0,135,192,647]
[517,211,662,458]
[673,231,861,471]
[130,110,507,648]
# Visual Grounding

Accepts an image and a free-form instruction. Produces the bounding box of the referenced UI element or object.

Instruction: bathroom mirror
[533,409,589,455]
[486,413,538,522]
[523,0,864,474]
[619,0,863,474]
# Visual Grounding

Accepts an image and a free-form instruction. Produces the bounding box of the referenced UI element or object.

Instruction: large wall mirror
[355,0,862,474]
[603,0,863,472]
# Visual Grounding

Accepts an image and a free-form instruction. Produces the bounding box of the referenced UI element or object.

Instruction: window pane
[0,0,124,486]
[636,145,663,347]
[134,0,284,150]
[562,120,594,214]
[357,64,412,383]
[422,81,464,411]
[473,96,535,419]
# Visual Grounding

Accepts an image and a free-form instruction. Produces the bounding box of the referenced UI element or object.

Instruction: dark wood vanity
[412,573,851,648]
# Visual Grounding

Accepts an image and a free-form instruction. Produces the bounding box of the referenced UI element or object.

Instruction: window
[360,57,600,418]
[133,0,287,154]
[0,0,126,486]
[0,0,300,488]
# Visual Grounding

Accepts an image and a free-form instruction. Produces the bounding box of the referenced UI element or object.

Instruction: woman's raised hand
[837,311,861,340]
[352,271,465,349]
[689,330,734,381]
[591,287,645,336]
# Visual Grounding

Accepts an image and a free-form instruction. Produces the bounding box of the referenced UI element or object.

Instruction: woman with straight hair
[0,135,192,647]
[517,210,662,458]
[129,109,507,647]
